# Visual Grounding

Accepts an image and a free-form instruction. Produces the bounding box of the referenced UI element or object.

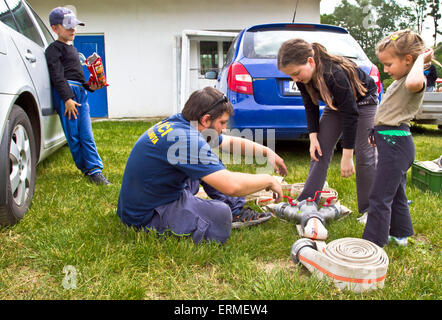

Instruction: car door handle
[24,50,36,63]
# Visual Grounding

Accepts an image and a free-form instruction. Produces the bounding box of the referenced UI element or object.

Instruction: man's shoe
[232,208,272,229]
[389,236,408,246]
[89,172,111,185]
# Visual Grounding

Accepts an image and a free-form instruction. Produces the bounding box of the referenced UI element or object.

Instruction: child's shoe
[357,212,368,225]
[389,236,408,246]
[89,172,111,185]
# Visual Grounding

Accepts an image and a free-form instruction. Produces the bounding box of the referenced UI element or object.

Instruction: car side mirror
[205,70,218,80]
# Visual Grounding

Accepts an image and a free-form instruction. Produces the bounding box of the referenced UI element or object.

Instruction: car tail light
[369,64,382,93]
[227,62,253,95]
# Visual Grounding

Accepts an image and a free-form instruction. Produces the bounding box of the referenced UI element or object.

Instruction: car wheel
[0,105,36,226]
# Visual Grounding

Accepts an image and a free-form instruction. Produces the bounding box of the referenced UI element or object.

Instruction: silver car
[0,0,65,226]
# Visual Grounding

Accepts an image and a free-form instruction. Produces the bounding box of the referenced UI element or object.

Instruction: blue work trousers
[53,81,103,176]
[145,178,246,244]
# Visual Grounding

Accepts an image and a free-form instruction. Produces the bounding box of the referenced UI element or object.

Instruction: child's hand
[368,128,376,147]
[65,99,81,120]
[309,133,322,161]
[89,82,103,91]
[341,149,355,178]
[422,48,434,64]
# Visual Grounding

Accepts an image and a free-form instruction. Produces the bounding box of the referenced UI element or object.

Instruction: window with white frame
[199,40,232,76]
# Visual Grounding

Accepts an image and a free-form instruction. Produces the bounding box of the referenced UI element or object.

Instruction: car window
[29,4,54,45]
[223,35,239,67]
[243,29,367,60]
[5,0,43,47]
[0,0,18,31]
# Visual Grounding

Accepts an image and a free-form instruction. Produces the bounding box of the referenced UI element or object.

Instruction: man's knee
[211,201,232,226]
[203,201,232,243]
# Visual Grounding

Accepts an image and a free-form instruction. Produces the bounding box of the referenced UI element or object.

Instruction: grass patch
[0,121,440,300]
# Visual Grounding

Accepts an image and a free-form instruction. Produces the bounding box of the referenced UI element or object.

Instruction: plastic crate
[411,162,442,193]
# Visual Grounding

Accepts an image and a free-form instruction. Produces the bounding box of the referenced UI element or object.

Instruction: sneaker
[232,208,272,229]
[89,172,111,185]
[357,212,368,225]
[389,236,408,246]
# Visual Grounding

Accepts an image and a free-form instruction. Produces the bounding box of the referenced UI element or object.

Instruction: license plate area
[282,80,300,96]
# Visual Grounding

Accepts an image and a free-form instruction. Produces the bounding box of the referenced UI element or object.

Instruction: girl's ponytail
[376,29,425,61]
[278,39,368,110]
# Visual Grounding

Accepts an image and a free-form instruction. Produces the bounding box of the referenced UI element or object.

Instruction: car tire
[0,105,37,226]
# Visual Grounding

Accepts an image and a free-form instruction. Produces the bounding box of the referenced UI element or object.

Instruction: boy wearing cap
[45,7,110,185]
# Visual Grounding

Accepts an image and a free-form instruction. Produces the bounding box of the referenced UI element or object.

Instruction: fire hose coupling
[300,211,325,229]
[267,191,342,240]
[290,238,316,264]
[274,202,292,219]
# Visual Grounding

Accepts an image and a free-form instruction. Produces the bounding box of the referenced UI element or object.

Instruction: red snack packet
[86,53,109,87]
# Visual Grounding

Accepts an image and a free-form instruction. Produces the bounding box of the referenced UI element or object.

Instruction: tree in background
[407,0,429,34]
[428,0,441,47]
[320,0,411,82]
[433,42,442,80]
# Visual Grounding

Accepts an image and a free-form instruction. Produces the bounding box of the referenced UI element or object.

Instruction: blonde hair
[376,29,425,61]
[278,39,367,110]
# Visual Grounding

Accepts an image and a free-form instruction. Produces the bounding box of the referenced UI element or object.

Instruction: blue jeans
[53,80,103,175]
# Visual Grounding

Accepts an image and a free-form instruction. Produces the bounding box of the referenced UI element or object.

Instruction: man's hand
[64,99,81,120]
[265,175,284,203]
[268,150,288,176]
[274,153,288,176]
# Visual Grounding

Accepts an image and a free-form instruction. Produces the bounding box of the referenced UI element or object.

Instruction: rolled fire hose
[291,237,389,293]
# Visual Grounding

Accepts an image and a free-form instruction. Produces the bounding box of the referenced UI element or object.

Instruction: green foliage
[382,78,395,90]
[434,42,442,78]
[427,0,441,47]
[320,0,441,83]
[0,121,441,300]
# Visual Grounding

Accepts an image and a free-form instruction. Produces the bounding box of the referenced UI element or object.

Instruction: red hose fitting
[306,190,327,202]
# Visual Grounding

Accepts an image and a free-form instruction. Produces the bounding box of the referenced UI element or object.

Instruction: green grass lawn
[0,121,440,300]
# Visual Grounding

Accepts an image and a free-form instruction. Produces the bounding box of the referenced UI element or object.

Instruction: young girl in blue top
[363,30,434,247]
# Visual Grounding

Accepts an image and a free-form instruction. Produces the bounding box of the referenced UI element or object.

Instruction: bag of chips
[86,53,109,87]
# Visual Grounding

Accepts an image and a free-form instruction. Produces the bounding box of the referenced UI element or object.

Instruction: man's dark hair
[182,87,233,122]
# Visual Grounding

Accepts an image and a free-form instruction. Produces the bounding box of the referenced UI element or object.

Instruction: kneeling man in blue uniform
[117,87,287,244]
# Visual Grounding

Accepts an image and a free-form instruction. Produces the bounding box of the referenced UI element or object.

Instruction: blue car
[213,23,383,140]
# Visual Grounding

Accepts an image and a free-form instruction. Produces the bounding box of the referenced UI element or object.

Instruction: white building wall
[29,0,320,118]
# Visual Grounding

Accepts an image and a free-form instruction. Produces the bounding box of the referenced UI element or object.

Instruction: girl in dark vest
[277,38,378,216]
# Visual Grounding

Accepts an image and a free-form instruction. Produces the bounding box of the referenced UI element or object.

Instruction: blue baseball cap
[49,7,85,29]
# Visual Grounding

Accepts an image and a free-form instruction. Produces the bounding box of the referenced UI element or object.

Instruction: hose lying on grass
[291,237,389,293]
